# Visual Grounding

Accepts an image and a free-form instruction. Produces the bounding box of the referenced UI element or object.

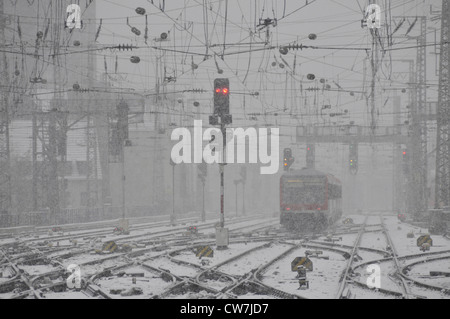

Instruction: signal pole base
[216,227,229,250]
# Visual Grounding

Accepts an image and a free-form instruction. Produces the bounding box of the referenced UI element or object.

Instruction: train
[280,168,343,231]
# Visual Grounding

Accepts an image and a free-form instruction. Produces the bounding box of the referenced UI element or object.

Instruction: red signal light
[215,88,229,94]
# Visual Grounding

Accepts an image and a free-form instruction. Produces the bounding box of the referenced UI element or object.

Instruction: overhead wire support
[435,0,450,209]
[367,0,380,135]
[411,17,428,218]
[0,0,12,216]
[280,43,370,53]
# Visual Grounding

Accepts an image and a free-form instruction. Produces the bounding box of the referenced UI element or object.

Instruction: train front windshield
[282,177,326,205]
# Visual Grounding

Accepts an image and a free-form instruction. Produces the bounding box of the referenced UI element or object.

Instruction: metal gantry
[435,0,450,208]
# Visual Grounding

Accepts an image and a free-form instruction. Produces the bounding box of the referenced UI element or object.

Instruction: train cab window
[282,184,326,205]
[328,184,342,199]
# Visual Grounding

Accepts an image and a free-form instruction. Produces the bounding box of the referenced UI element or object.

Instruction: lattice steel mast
[409,17,428,218]
[435,0,450,208]
[0,0,11,215]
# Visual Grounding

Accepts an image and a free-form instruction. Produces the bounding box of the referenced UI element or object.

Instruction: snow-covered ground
[261,247,347,299]
[95,266,173,299]
[1,213,450,299]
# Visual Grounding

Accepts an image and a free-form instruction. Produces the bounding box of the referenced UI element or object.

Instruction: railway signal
[306,145,315,169]
[210,79,232,248]
[213,78,230,116]
[402,149,410,175]
[284,148,295,171]
[349,143,359,174]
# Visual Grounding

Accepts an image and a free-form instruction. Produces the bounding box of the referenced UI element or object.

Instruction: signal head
[214,78,230,115]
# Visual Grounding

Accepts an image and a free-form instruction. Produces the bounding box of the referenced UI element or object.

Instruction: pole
[220,123,226,228]
[235,181,238,217]
[435,0,450,209]
[172,164,175,225]
[0,0,12,219]
[242,181,246,216]
[370,0,378,134]
[202,181,206,222]
[121,145,126,220]
[32,114,38,211]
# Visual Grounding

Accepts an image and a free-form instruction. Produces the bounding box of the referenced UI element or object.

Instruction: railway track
[1,213,449,299]
[379,216,412,299]
[332,215,425,299]
[400,254,450,295]
[338,215,450,299]
[0,214,280,299]
[335,216,369,299]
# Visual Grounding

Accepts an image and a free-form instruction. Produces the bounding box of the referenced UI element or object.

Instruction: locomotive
[280,168,343,231]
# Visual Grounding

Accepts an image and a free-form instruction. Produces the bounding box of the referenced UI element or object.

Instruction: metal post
[435,0,450,209]
[32,114,38,211]
[202,181,206,222]
[48,109,60,225]
[242,181,246,216]
[0,0,11,218]
[171,164,175,225]
[215,120,230,249]
[220,123,226,228]
[121,145,126,221]
[393,95,403,214]
[369,0,379,134]
[235,181,239,217]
